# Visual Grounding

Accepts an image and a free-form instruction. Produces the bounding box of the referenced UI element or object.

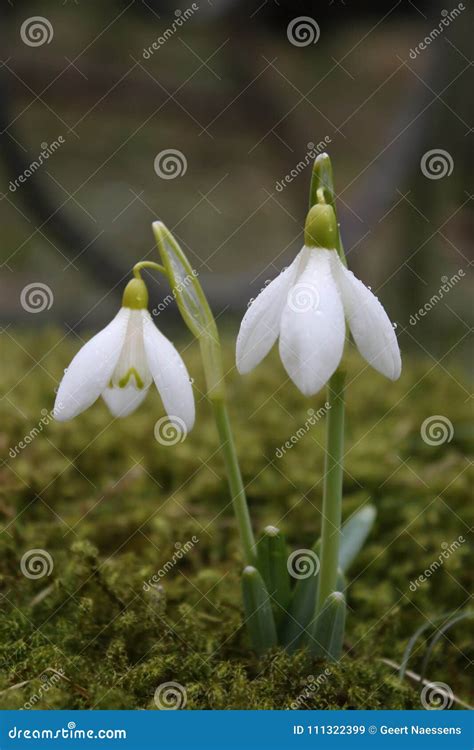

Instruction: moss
[0,332,472,709]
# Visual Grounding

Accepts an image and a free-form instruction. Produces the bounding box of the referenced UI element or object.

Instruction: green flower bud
[304,203,338,249]
[122,278,149,309]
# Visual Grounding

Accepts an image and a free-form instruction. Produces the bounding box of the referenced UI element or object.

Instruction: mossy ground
[0,330,472,710]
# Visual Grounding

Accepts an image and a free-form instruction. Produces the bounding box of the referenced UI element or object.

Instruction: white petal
[236,249,306,374]
[279,249,345,396]
[102,385,149,418]
[54,308,130,421]
[330,253,401,380]
[142,311,195,433]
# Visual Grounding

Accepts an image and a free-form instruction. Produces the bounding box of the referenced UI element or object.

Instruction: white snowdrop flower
[236,203,401,396]
[54,278,195,431]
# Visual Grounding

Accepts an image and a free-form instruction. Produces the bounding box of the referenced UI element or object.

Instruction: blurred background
[0,0,472,363]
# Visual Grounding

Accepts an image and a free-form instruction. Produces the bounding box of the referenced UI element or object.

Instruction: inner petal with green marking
[111,309,152,390]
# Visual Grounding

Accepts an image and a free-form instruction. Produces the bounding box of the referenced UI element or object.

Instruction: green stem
[133,260,167,278]
[316,369,346,612]
[212,398,257,566]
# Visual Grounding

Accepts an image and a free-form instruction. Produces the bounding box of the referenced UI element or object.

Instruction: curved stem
[133,260,167,279]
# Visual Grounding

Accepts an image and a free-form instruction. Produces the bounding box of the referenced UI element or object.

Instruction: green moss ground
[0,330,472,709]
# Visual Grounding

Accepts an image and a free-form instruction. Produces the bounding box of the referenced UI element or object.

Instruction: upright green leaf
[309,592,346,661]
[241,566,277,656]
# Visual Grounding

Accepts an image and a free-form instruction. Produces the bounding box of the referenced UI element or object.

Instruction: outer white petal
[236,249,306,374]
[102,385,149,418]
[142,311,195,432]
[279,249,345,396]
[54,308,130,421]
[330,253,401,380]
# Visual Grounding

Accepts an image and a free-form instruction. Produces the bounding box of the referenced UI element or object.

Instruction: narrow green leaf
[241,566,277,656]
[281,540,321,651]
[152,221,224,398]
[421,611,474,679]
[309,592,346,661]
[257,526,292,624]
[399,610,460,680]
[339,505,376,573]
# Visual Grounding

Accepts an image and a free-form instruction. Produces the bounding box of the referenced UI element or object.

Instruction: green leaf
[309,592,346,661]
[241,566,277,656]
[421,611,474,679]
[339,505,376,573]
[399,610,460,680]
[281,540,320,652]
[257,526,292,627]
[152,221,224,398]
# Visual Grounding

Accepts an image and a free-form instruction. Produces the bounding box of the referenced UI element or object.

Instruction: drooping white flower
[54,278,195,431]
[236,204,401,397]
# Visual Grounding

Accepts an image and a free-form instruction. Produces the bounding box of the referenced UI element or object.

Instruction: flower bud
[304,203,338,249]
[122,278,149,310]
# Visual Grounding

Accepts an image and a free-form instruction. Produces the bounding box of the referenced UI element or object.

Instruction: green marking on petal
[118,368,145,389]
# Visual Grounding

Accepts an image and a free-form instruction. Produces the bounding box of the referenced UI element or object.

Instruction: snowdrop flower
[236,203,401,396]
[54,278,195,431]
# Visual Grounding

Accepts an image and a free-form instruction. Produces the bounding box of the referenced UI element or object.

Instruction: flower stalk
[152,221,257,567]
[310,154,347,617]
